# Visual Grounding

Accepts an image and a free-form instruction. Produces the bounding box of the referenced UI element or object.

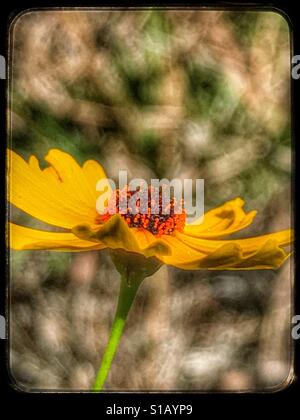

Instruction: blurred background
[9,9,293,391]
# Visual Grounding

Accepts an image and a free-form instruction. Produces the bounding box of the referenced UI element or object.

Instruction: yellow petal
[7,149,108,229]
[184,197,257,239]
[175,229,292,254]
[45,150,108,207]
[82,159,111,196]
[181,240,290,270]
[162,229,292,270]
[72,214,172,258]
[9,223,103,251]
[233,239,291,270]
[159,235,207,266]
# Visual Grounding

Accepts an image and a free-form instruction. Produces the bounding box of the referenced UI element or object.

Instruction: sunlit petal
[184,197,257,239]
[162,230,292,270]
[8,149,107,229]
[9,223,104,251]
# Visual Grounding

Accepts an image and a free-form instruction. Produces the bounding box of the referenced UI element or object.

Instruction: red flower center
[97,186,186,237]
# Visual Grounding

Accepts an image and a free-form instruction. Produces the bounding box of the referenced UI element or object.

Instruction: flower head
[97,185,186,236]
[8,149,292,270]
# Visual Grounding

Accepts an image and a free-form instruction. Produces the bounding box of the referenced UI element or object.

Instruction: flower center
[97,186,186,237]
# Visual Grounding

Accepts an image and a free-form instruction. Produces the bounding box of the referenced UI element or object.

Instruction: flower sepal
[110,248,162,286]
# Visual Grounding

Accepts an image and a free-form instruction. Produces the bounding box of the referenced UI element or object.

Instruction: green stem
[92,274,143,391]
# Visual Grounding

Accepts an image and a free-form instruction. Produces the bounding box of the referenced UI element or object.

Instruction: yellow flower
[8,148,292,270]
